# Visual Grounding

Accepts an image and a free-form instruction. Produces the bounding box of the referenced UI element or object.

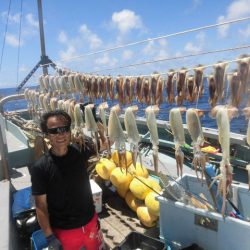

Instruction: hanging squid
[85,104,100,160]
[166,70,175,104]
[98,102,111,157]
[146,105,159,174]
[169,107,186,177]
[72,103,85,149]
[193,65,204,99]
[108,105,128,172]
[242,106,250,190]
[186,108,207,181]
[213,62,228,102]
[210,105,238,216]
[228,71,241,107]
[175,68,187,105]
[124,106,142,168]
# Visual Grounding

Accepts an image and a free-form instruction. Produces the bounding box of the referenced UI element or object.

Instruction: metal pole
[37,0,48,75]
[0,125,9,180]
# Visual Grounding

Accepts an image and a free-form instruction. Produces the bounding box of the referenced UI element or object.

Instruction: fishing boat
[1,1,250,250]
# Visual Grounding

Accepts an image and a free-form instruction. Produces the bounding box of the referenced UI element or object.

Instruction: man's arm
[34,194,53,237]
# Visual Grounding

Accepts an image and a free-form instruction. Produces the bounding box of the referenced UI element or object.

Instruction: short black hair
[40,110,71,133]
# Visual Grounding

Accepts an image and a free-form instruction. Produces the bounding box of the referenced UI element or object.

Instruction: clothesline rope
[87,44,250,75]
[40,16,250,68]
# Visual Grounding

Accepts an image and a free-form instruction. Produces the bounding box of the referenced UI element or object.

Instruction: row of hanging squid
[37,54,250,108]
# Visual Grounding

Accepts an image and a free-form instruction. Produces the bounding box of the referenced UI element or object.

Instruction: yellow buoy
[128,163,149,178]
[129,176,151,200]
[111,150,132,168]
[110,167,133,190]
[145,191,160,216]
[95,158,116,180]
[116,186,128,198]
[125,191,144,212]
[136,206,158,227]
[147,177,162,192]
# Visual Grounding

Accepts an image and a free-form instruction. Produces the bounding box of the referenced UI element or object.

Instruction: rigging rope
[88,44,250,75]
[16,0,23,88]
[40,16,250,68]
[0,0,12,73]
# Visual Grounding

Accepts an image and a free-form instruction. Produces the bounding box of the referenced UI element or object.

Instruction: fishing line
[0,0,12,73]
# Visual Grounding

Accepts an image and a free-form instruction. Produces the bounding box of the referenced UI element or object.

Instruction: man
[31,110,106,250]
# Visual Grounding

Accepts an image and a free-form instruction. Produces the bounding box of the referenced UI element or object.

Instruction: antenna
[16,0,56,91]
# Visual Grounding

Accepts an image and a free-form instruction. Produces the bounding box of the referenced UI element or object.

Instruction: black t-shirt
[31,143,96,229]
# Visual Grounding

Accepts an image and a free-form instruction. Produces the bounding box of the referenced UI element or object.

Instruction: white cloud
[122,50,133,60]
[184,42,202,53]
[79,24,102,49]
[19,66,28,73]
[239,24,250,38]
[112,9,143,33]
[6,33,23,47]
[59,46,77,61]
[95,53,118,66]
[1,12,20,23]
[25,13,39,28]
[217,0,250,37]
[58,31,68,44]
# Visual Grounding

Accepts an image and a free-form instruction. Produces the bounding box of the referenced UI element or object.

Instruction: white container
[157,174,250,250]
[90,179,102,213]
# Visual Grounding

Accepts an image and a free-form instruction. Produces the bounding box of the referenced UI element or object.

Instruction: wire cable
[40,16,250,67]
[0,0,12,73]
[88,44,250,75]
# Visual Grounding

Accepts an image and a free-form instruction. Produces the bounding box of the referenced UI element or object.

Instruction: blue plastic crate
[31,229,47,250]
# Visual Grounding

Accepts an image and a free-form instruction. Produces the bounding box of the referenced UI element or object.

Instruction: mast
[16,0,56,91]
[37,0,48,75]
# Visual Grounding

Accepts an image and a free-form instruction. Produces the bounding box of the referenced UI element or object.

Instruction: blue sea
[0,85,247,135]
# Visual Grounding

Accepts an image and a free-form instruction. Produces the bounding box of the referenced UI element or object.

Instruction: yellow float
[95,158,116,180]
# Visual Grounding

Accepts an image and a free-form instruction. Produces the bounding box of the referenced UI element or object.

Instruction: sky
[0,0,250,89]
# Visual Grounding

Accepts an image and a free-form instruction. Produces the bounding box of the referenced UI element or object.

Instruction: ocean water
[0,85,247,135]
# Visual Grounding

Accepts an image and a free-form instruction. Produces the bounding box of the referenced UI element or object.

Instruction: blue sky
[0,0,250,88]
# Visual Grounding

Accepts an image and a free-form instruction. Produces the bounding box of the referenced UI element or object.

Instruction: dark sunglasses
[47,125,70,135]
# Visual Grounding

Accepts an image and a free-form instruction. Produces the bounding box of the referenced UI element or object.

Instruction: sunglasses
[47,125,71,135]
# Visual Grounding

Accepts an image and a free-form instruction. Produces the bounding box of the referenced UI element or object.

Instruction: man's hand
[46,234,63,250]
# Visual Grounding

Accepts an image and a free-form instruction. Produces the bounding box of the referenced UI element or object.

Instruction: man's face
[46,115,71,151]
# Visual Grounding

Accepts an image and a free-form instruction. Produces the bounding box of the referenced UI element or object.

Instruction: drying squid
[166,70,175,104]
[193,65,204,99]
[115,77,125,105]
[156,76,164,105]
[142,78,151,105]
[146,105,159,174]
[99,77,107,101]
[74,73,85,101]
[92,76,99,100]
[210,105,238,216]
[243,106,250,145]
[136,76,143,103]
[186,75,196,103]
[72,103,85,149]
[151,74,159,105]
[186,108,206,181]
[98,102,111,157]
[124,77,131,104]
[85,104,100,160]
[169,107,186,177]
[214,62,227,102]
[129,78,135,104]
[228,71,241,107]
[108,105,128,171]
[208,74,218,107]
[124,106,141,168]
[175,68,187,105]
[237,55,250,93]
[107,76,114,101]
